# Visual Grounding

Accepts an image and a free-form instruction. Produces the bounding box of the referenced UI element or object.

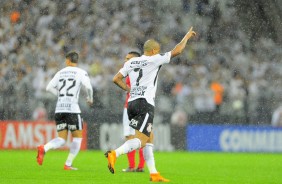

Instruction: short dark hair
[128,51,141,57]
[66,51,79,63]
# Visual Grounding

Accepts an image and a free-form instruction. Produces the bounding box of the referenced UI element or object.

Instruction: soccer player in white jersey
[106,27,196,182]
[36,51,93,170]
[121,51,145,173]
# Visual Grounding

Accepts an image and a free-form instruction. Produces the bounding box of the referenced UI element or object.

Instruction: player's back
[124,52,171,106]
[54,66,88,113]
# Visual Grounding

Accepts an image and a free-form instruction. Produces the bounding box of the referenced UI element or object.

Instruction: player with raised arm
[36,51,93,170]
[121,51,145,173]
[106,27,196,182]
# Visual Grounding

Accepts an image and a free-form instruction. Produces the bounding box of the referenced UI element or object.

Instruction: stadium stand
[0,0,281,126]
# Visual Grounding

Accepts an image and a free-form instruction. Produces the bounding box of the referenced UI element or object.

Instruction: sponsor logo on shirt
[130,86,147,97]
[57,103,71,108]
[56,103,72,111]
[57,123,67,130]
[68,125,77,131]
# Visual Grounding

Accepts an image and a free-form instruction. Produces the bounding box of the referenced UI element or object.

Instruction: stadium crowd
[0,0,281,125]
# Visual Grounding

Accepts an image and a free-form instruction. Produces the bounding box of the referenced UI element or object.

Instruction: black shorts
[127,98,154,137]
[55,113,83,132]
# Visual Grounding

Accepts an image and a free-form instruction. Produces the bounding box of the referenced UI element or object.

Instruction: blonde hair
[143,39,160,52]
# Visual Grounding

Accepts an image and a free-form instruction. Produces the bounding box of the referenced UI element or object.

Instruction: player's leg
[122,108,137,172]
[44,113,68,152]
[64,114,83,170]
[133,118,145,171]
[145,133,169,182]
[136,147,145,172]
[112,131,148,162]
[44,130,68,152]
[123,135,136,172]
[144,133,156,173]
[37,130,67,165]
[105,130,149,174]
[37,113,67,166]
[115,130,149,156]
[105,99,151,174]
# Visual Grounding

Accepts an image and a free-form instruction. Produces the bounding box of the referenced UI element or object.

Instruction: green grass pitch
[0,150,281,184]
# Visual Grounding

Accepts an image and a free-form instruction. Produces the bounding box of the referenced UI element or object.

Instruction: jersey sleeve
[46,72,59,95]
[48,72,59,88]
[119,62,129,77]
[153,52,171,66]
[81,72,92,88]
[81,71,93,103]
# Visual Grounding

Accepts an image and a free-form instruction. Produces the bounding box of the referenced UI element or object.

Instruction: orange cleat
[64,165,78,170]
[150,172,170,182]
[36,145,45,166]
[104,150,116,174]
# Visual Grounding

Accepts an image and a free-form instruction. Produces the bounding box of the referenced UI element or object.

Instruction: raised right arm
[170,27,196,58]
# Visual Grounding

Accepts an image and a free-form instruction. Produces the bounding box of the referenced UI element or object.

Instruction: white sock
[143,143,157,174]
[44,137,65,152]
[65,138,82,166]
[115,138,141,157]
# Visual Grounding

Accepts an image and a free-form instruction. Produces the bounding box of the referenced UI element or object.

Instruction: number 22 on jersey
[59,78,76,97]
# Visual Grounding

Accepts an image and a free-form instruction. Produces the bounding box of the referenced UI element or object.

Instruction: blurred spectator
[10,11,21,24]
[32,103,48,121]
[182,0,190,13]
[210,79,224,114]
[196,0,209,16]
[170,107,188,150]
[229,71,246,112]
[171,108,188,127]
[271,106,282,127]
[0,0,281,126]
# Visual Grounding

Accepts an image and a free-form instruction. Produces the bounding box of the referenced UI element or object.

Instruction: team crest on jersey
[130,119,138,127]
[146,123,152,133]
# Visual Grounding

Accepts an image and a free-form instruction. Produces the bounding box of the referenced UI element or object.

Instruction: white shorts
[123,108,135,137]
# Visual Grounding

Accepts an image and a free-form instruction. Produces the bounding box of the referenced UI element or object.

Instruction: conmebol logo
[220,130,282,152]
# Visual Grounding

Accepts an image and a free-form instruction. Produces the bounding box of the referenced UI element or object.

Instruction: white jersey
[119,52,171,106]
[47,66,92,113]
